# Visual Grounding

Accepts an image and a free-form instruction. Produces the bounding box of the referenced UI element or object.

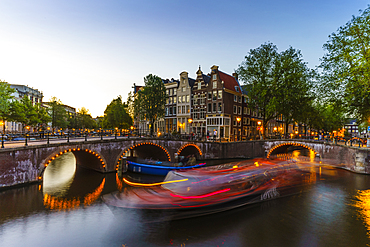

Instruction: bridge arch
[39,148,107,179]
[177,143,202,158]
[267,142,319,159]
[115,142,171,169]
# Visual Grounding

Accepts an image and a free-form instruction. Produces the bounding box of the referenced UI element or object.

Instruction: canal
[1,151,370,246]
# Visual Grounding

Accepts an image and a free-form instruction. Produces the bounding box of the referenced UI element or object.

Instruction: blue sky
[0,0,368,117]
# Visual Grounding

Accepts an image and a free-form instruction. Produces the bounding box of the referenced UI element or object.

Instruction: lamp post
[257,121,262,140]
[115,127,118,140]
[236,117,241,141]
[47,127,50,145]
[0,121,4,148]
[188,118,193,140]
[25,126,30,146]
[273,126,277,138]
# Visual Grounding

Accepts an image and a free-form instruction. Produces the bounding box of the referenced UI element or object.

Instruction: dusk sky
[0,0,368,117]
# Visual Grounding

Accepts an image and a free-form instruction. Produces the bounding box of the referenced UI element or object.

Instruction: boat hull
[126,161,205,176]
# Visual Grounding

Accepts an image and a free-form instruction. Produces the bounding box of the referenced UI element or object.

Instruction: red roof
[218,71,242,93]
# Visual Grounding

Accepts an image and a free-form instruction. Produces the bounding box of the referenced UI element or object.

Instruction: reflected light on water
[353,189,370,236]
[43,152,76,196]
[43,178,106,210]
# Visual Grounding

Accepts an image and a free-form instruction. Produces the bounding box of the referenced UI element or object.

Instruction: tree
[320,6,370,124]
[237,43,314,138]
[19,96,39,129]
[47,97,68,130]
[236,43,280,138]
[102,96,132,129]
[35,103,51,130]
[76,107,96,129]
[0,80,15,133]
[134,74,167,135]
[275,47,316,137]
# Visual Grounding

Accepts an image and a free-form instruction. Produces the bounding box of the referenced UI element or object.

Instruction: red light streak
[170,188,231,199]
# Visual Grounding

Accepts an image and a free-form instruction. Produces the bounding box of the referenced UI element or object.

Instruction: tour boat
[126,160,206,176]
[103,159,313,220]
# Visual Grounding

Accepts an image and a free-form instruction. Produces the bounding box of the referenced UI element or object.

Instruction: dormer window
[235,86,239,92]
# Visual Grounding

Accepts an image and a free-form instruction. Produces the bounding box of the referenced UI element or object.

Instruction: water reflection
[43,152,76,196]
[353,189,370,236]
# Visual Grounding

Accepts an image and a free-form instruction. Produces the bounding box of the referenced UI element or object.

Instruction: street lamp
[257,121,262,140]
[273,126,277,138]
[115,127,118,139]
[188,118,193,139]
[25,126,30,146]
[236,117,241,141]
[47,127,50,145]
[0,121,4,148]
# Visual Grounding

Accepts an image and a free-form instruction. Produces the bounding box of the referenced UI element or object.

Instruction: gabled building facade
[177,71,195,134]
[191,67,210,138]
[164,78,179,133]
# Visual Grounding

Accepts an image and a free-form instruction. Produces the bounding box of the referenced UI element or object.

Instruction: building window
[238,96,241,103]
[193,95,198,105]
[213,91,217,100]
[182,106,185,114]
[213,81,217,89]
[173,106,176,115]
[218,102,222,112]
[218,90,222,99]
[169,107,173,115]
[234,95,237,102]
[178,106,181,114]
[166,98,169,105]
[166,89,169,95]
[200,109,206,119]
[208,103,212,113]
[186,95,190,103]
[178,96,182,103]
[208,92,212,100]
[182,95,185,103]
[213,74,217,80]
[198,82,202,89]
[233,117,237,126]
[182,87,186,92]
[173,97,177,103]
[233,105,237,114]
[238,106,241,115]
[201,94,205,105]
[169,97,172,104]
[213,103,216,112]
[165,107,168,116]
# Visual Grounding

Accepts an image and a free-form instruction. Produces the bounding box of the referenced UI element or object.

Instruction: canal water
[1,151,370,246]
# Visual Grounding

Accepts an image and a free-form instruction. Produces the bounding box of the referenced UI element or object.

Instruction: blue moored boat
[126,160,206,176]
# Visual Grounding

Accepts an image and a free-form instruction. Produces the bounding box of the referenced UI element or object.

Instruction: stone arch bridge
[1,138,369,189]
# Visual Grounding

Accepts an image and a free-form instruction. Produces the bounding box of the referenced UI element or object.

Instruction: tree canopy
[102,96,132,129]
[47,97,69,130]
[236,43,314,138]
[320,6,370,125]
[134,74,167,135]
[0,80,15,132]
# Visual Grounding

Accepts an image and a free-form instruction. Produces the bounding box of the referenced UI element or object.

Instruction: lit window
[213,81,217,89]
